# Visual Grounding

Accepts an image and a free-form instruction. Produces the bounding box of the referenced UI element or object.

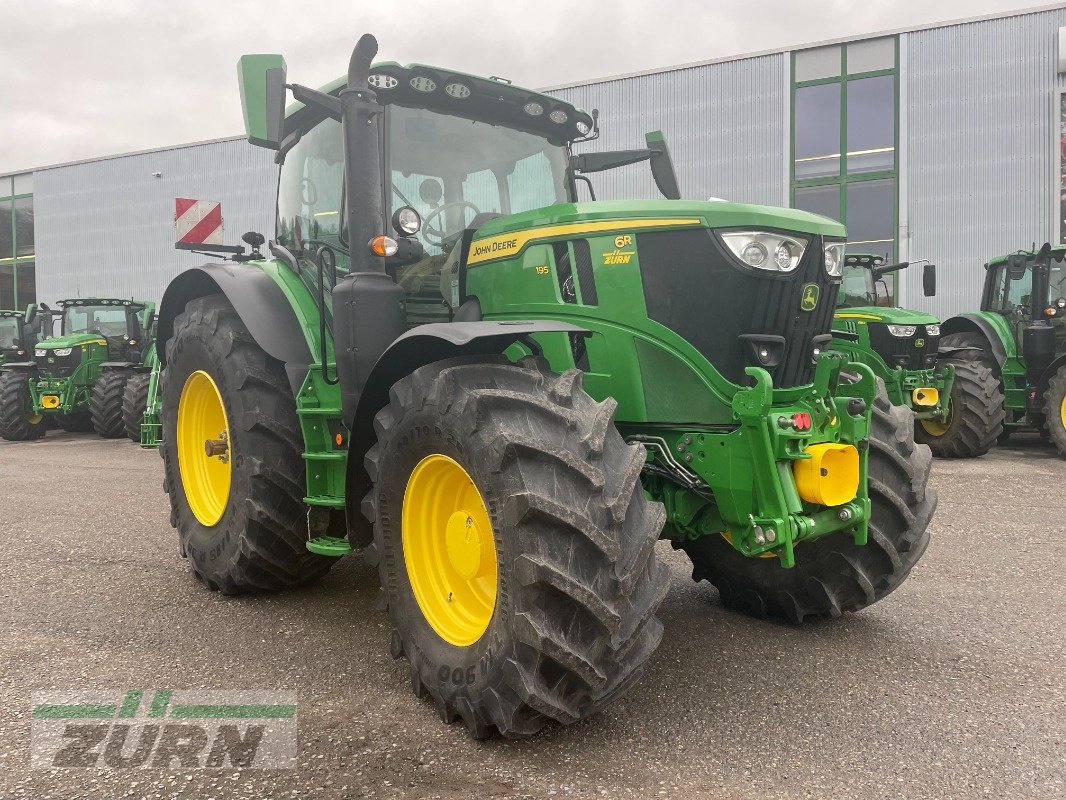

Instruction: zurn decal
[602,234,635,265]
[31,690,296,769]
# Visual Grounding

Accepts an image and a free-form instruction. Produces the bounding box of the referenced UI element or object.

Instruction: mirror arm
[288,84,342,120]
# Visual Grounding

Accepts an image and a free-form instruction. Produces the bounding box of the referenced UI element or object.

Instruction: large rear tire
[914,358,1004,458]
[91,370,131,438]
[363,356,669,737]
[160,294,334,594]
[122,372,151,442]
[1044,366,1066,458]
[0,371,47,441]
[676,379,936,623]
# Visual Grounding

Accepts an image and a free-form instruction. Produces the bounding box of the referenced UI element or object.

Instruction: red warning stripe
[177,203,223,244]
[175,197,198,219]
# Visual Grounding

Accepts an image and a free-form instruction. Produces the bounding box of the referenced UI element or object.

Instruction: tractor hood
[35,333,108,350]
[834,306,940,325]
[471,200,847,244]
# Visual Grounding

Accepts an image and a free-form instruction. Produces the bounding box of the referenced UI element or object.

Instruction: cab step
[305,536,352,557]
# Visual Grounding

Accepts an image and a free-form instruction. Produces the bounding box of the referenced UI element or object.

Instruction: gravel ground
[0,430,1062,799]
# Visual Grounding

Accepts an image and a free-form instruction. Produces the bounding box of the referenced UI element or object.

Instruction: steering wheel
[422,201,481,247]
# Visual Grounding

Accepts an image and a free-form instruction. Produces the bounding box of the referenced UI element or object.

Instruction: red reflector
[792,412,811,431]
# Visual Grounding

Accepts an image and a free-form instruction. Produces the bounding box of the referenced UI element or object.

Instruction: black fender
[940,314,1008,369]
[344,320,588,546]
[156,264,312,395]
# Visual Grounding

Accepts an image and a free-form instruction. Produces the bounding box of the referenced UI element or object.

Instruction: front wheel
[363,357,669,737]
[1044,366,1066,458]
[914,358,1004,458]
[91,370,131,438]
[160,294,334,594]
[677,379,936,622]
[0,371,46,441]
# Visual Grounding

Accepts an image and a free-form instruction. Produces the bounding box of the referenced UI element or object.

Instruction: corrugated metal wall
[549,53,786,206]
[902,7,1066,316]
[33,138,277,305]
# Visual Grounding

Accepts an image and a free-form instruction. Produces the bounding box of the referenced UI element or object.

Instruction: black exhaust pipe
[332,33,407,424]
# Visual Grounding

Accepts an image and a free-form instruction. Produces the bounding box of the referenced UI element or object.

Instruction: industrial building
[3,4,1066,319]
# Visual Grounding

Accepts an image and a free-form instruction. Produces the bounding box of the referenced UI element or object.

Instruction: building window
[791,38,899,287]
[0,173,34,309]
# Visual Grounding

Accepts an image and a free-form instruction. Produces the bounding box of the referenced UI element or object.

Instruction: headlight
[35,349,46,357]
[824,242,845,276]
[887,325,917,337]
[391,206,422,237]
[720,231,808,273]
[53,347,73,357]
[924,324,940,336]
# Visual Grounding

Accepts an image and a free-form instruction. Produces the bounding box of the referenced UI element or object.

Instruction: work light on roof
[444,82,471,99]
[523,101,544,116]
[409,75,437,93]
[368,73,398,89]
[549,109,568,124]
[575,120,591,135]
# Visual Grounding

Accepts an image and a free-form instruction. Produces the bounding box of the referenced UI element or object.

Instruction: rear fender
[344,320,588,545]
[156,263,313,395]
[940,313,1013,369]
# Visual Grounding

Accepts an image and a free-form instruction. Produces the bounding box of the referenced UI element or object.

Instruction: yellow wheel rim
[920,406,952,437]
[177,370,232,527]
[402,454,498,647]
[1060,393,1066,428]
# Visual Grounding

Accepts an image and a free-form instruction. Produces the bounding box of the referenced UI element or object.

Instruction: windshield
[0,317,19,349]
[276,104,571,270]
[62,305,129,337]
[837,263,877,308]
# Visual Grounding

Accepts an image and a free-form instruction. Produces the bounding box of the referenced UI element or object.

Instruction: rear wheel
[363,356,669,737]
[914,358,1004,457]
[160,294,333,594]
[676,379,936,623]
[122,372,151,442]
[0,371,46,441]
[91,370,131,438]
[1044,366,1066,458]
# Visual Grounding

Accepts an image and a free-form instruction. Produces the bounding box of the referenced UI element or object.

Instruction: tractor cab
[0,305,44,364]
[982,246,1066,348]
[53,298,155,363]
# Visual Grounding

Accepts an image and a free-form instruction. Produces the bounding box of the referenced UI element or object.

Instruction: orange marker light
[334,433,344,446]
[369,235,398,257]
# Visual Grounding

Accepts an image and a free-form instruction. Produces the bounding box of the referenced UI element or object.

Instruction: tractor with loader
[831,254,1004,457]
[0,298,156,440]
[152,34,936,737]
[940,242,1066,456]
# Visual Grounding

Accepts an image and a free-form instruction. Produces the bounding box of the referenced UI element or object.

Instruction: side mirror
[646,131,681,200]
[242,231,266,248]
[922,263,936,297]
[238,54,288,149]
[1006,253,1029,281]
[24,303,37,324]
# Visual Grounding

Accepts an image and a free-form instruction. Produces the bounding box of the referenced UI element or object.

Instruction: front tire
[677,379,936,622]
[0,371,46,441]
[363,357,669,737]
[1044,366,1066,458]
[91,370,131,438]
[914,358,1004,458]
[122,372,151,442]
[160,294,333,594]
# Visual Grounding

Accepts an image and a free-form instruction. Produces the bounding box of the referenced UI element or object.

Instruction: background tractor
[152,35,935,737]
[0,298,155,440]
[941,242,1066,456]
[0,305,46,368]
[831,254,1004,457]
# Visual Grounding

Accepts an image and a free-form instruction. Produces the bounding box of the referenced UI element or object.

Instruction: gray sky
[0,0,1057,173]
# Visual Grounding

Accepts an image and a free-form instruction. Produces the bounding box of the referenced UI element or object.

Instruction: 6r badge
[800,283,820,312]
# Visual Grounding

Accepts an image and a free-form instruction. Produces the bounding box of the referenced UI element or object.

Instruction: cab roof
[985,244,1066,267]
[285,61,594,146]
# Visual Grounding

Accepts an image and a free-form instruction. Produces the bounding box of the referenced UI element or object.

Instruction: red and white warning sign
[175,198,224,245]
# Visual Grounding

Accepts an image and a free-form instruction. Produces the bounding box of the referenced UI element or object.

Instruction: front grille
[638,228,837,387]
[867,324,940,369]
[35,348,82,378]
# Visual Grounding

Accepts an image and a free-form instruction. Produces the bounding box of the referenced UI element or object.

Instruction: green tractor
[153,35,935,737]
[941,242,1066,456]
[0,304,46,368]
[0,298,155,440]
[121,323,159,443]
[831,254,1004,457]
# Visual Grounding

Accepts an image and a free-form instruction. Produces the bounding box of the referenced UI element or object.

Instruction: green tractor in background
[0,298,156,440]
[941,242,1066,456]
[121,325,159,444]
[0,305,47,368]
[831,254,1004,457]
[152,35,935,738]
